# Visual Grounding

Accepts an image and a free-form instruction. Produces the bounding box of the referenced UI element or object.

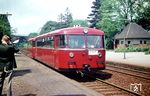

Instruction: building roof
[115,23,150,39]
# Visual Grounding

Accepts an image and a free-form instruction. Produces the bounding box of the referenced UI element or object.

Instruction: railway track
[106,64,150,80]
[106,62,150,74]
[65,63,150,96]
[81,73,142,96]
[76,63,150,96]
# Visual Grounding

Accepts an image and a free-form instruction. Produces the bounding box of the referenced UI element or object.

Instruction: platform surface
[3,54,102,96]
[106,51,150,68]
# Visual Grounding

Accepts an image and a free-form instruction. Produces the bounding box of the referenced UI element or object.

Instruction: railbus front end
[54,28,105,72]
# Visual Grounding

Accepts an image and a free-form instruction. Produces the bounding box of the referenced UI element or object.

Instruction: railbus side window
[43,37,49,47]
[59,35,67,48]
[43,38,46,47]
[36,39,40,47]
[37,38,43,47]
[27,41,32,48]
[44,36,54,48]
[32,41,35,47]
[46,36,54,48]
[55,35,67,48]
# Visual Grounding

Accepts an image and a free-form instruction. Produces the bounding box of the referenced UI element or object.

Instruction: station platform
[3,54,102,96]
[106,51,150,72]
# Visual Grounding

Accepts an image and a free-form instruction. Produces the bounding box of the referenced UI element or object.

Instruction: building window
[140,40,142,44]
[144,41,147,44]
[121,41,124,44]
[128,41,131,44]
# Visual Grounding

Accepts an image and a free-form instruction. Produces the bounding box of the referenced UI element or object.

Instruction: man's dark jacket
[0,44,19,71]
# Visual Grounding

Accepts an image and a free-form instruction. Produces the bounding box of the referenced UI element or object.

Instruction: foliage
[39,19,89,35]
[145,49,150,55]
[117,0,137,22]
[39,7,89,35]
[57,7,73,28]
[97,0,124,49]
[40,21,58,35]
[40,8,73,35]
[28,32,38,38]
[135,0,150,31]
[93,0,150,49]
[88,0,101,28]
[70,20,88,27]
[115,45,150,55]
[0,14,11,36]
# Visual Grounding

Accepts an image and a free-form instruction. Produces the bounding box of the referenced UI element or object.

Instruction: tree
[70,20,88,27]
[115,0,150,27]
[57,8,73,28]
[40,8,73,35]
[91,0,150,49]
[57,13,66,29]
[28,32,38,38]
[88,0,101,28]
[96,0,122,48]
[117,0,137,22]
[96,0,146,49]
[0,14,11,36]
[40,20,58,35]
[64,8,73,27]
[135,0,150,30]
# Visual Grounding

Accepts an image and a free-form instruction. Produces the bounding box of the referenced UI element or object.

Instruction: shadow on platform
[52,94,86,96]
[13,69,32,77]
[19,94,37,96]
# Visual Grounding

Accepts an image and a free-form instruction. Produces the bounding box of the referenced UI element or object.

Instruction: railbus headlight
[83,28,88,34]
[69,52,74,58]
[98,52,102,57]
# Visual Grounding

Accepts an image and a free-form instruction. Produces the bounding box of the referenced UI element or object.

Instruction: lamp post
[123,37,126,59]
[123,23,131,59]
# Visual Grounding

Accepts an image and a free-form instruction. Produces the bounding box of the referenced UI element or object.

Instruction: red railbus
[27,27,105,72]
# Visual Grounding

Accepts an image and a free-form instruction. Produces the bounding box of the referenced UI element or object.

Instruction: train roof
[49,27,104,35]
[32,27,104,40]
[28,37,36,41]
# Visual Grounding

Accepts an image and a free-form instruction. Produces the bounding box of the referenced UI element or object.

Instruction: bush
[115,45,150,55]
[145,49,150,55]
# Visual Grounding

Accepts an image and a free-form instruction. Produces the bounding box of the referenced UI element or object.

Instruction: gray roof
[115,23,150,39]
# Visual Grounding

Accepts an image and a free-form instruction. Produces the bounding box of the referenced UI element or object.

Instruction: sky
[0,0,93,36]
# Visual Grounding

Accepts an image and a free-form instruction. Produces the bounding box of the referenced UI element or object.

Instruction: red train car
[27,27,105,72]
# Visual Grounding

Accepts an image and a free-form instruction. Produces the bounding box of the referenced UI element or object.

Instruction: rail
[83,72,142,96]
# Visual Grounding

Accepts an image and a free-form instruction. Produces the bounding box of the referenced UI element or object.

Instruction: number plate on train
[88,50,98,55]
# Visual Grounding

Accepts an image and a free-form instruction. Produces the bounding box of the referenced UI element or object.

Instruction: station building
[114,23,150,48]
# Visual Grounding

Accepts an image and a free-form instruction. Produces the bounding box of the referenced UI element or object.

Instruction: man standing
[0,31,6,95]
[0,33,19,96]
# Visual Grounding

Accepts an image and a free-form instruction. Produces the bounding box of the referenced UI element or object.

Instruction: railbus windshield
[87,35,103,48]
[68,35,85,48]
[68,35,104,49]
